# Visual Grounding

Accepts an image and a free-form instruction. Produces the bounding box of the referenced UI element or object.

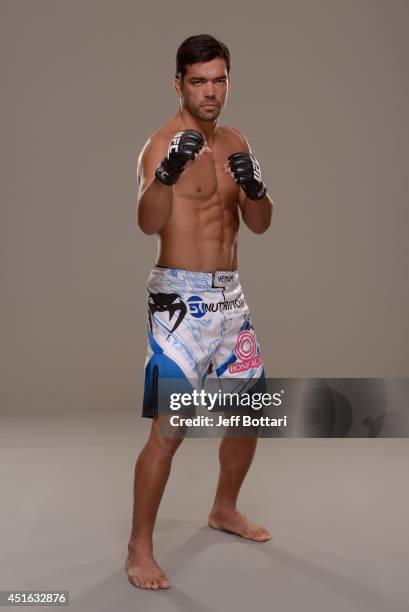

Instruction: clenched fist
[227,152,267,201]
[155,130,206,185]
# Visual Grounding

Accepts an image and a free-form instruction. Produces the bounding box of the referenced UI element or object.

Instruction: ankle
[127,539,153,557]
[210,504,237,517]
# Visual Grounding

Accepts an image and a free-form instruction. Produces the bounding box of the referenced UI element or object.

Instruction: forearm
[242,193,273,234]
[137,177,173,235]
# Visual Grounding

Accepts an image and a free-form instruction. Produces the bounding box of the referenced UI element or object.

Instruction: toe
[128,573,140,588]
[151,579,159,590]
[159,577,171,589]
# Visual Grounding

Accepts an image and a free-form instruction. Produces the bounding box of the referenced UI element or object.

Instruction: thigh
[142,287,223,417]
[212,296,265,384]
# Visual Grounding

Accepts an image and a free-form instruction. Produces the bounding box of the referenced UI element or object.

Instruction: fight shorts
[142,266,265,418]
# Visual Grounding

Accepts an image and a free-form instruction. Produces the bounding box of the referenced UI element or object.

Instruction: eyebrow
[189,75,227,81]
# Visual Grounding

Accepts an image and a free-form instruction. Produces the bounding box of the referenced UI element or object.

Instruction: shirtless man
[125,34,274,590]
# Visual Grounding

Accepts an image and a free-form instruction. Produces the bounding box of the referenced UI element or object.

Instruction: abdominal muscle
[157,191,240,273]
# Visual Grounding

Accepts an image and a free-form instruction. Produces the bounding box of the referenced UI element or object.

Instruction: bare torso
[153,114,244,272]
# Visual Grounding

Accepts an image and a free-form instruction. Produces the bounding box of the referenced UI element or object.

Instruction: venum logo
[228,330,263,374]
[215,273,234,285]
[148,291,187,334]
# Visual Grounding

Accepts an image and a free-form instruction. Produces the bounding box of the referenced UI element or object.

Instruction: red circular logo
[235,331,257,361]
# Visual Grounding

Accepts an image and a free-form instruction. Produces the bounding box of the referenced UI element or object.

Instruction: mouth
[201,103,219,108]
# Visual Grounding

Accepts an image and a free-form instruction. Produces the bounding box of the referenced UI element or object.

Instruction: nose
[203,82,216,99]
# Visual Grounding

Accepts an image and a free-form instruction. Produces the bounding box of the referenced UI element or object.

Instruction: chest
[175,143,238,202]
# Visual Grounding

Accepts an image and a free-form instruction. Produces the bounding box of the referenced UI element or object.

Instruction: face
[175,58,229,121]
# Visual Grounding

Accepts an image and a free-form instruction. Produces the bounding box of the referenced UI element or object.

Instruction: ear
[174,75,182,96]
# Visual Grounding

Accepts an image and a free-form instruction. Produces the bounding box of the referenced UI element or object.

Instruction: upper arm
[230,127,252,155]
[137,135,168,200]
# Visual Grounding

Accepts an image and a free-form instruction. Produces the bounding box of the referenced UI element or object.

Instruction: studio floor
[1,406,408,612]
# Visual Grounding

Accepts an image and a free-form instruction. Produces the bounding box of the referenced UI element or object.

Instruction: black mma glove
[228,152,267,201]
[155,129,205,185]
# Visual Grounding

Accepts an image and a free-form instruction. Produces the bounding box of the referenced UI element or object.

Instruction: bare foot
[208,509,272,542]
[125,554,171,589]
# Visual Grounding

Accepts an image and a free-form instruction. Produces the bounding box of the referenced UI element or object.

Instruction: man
[126,34,274,590]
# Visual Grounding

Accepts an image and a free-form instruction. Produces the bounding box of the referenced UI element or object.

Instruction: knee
[157,434,184,457]
[147,427,184,459]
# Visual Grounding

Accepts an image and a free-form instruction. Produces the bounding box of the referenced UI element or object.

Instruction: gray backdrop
[2,0,409,416]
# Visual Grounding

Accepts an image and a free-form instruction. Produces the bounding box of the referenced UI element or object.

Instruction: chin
[197,110,220,121]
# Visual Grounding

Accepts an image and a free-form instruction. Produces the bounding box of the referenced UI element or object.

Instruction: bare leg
[208,435,272,542]
[125,417,185,589]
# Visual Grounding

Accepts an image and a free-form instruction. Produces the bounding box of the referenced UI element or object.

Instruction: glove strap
[244,181,267,201]
[154,158,183,186]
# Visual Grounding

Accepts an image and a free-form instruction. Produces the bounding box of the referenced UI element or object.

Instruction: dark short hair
[176,34,230,81]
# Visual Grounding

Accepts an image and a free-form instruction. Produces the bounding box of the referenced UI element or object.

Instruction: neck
[177,107,217,143]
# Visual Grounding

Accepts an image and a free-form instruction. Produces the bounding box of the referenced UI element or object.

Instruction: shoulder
[218,125,251,152]
[138,114,183,157]
[137,126,172,171]
[136,128,169,184]
[139,127,168,156]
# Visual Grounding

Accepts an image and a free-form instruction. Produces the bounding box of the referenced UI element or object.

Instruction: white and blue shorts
[142,266,265,418]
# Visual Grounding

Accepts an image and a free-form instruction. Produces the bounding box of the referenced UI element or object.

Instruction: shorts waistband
[149,266,240,291]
